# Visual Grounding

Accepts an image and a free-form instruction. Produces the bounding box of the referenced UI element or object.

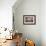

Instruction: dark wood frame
[23,15,36,25]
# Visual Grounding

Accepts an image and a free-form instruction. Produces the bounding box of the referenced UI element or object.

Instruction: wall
[41,0,46,46]
[0,0,16,30]
[13,0,41,46]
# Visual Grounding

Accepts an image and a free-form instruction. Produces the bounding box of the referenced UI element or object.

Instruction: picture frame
[23,15,36,25]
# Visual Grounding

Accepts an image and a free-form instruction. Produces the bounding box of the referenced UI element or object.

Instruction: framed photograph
[23,15,36,25]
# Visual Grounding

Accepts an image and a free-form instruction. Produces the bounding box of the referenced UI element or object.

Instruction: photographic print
[23,15,36,25]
